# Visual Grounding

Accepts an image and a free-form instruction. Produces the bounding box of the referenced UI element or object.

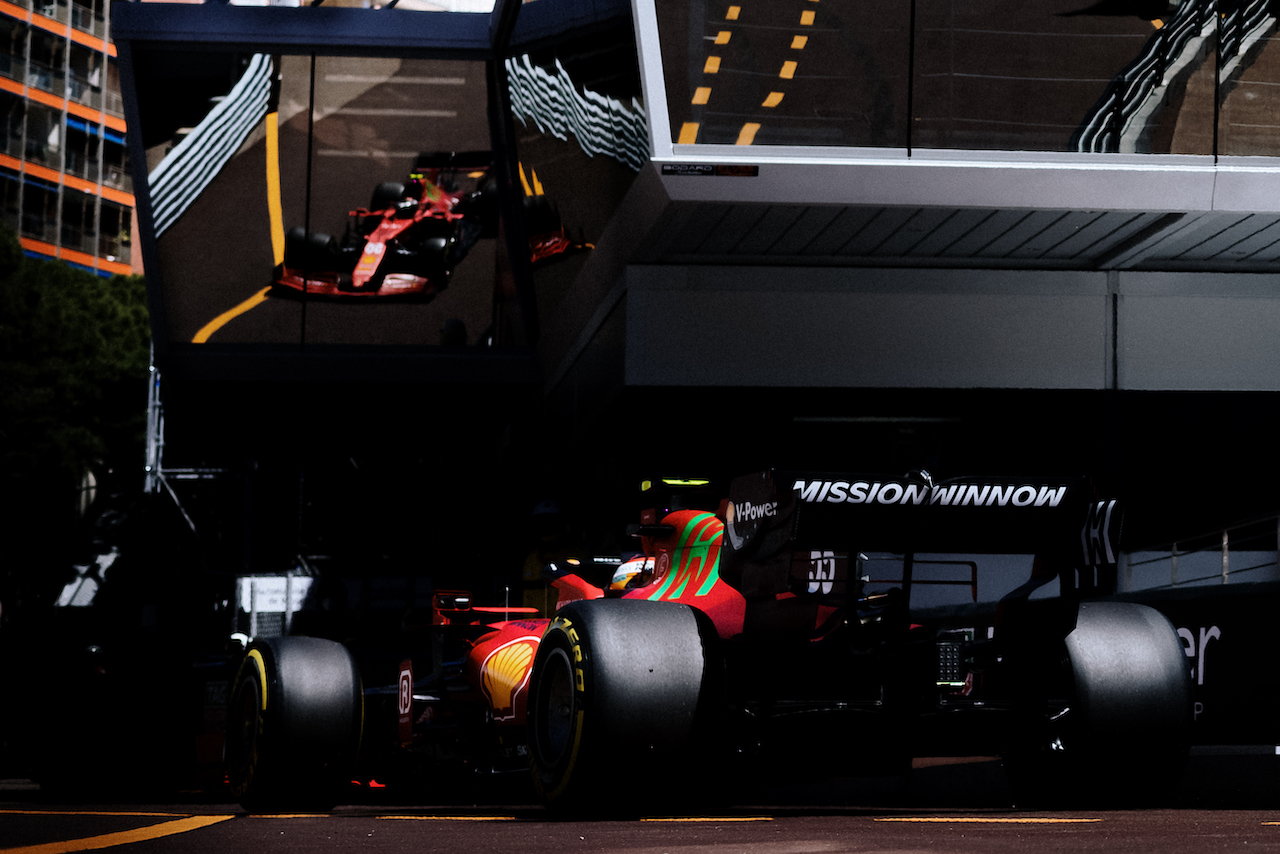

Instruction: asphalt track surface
[7,754,1280,854]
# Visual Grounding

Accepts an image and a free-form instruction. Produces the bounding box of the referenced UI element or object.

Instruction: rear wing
[721,470,1120,596]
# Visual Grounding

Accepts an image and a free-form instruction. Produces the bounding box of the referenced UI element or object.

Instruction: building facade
[0,0,132,277]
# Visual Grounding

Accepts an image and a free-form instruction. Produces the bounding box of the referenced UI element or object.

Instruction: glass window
[68,43,102,109]
[24,101,60,169]
[0,90,22,159]
[655,0,910,148]
[1219,0,1280,156]
[70,0,103,37]
[508,35,644,319]
[0,166,18,232]
[21,177,57,243]
[28,30,65,97]
[105,57,122,118]
[0,18,27,85]
[98,198,129,263]
[102,134,127,191]
[65,119,100,182]
[60,186,93,254]
[913,0,1214,154]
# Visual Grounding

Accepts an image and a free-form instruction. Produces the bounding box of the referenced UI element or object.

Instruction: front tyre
[528,600,710,813]
[224,637,363,812]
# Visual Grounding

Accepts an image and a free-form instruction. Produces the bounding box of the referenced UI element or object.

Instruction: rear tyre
[1003,602,1191,806]
[224,637,363,812]
[527,599,710,815]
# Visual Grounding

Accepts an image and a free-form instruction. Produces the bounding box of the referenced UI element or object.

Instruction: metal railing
[1124,515,1280,591]
[64,150,100,183]
[27,60,64,97]
[0,54,25,85]
[67,73,102,110]
[102,164,131,193]
[69,3,104,37]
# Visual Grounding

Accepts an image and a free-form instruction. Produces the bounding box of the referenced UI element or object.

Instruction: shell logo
[481,636,539,721]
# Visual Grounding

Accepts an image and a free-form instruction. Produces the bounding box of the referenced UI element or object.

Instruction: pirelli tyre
[224,637,363,812]
[1003,601,1192,805]
[527,599,711,814]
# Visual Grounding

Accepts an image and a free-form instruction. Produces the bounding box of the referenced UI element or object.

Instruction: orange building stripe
[0,0,30,20]
[0,76,20,98]
[26,86,63,111]
[0,152,19,172]
[103,113,124,133]
[65,100,100,124]
[60,246,96,266]
[24,161,60,184]
[29,12,65,35]
[99,186,133,206]
[68,28,106,53]
[62,173,95,194]
[97,258,131,275]
[20,236,56,257]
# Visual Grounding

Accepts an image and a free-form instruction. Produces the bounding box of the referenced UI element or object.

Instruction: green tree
[0,223,150,618]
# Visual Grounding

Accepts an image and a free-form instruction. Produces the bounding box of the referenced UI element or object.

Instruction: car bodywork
[228,470,1188,809]
[271,151,584,300]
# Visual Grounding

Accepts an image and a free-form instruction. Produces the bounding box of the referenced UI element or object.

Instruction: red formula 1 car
[272,151,583,300]
[223,471,1191,812]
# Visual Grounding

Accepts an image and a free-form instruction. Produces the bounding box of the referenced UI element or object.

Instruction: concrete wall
[624,266,1280,391]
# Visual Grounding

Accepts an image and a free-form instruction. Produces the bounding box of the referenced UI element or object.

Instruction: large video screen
[133,49,515,349]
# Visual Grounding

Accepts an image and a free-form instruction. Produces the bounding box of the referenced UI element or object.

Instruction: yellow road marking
[0,815,234,854]
[692,87,712,105]
[875,817,1102,824]
[791,35,808,49]
[726,5,740,19]
[714,30,731,44]
[780,60,797,79]
[762,91,784,107]
[192,286,272,344]
[736,123,761,145]
[704,56,721,73]
[530,167,545,196]
[0,812,191,818]
[378,816,515,822]
[642,817,772,823]
[800,9,815,24]
[678,122,700,144]
[265,111,284,266]
[518,162,534,195]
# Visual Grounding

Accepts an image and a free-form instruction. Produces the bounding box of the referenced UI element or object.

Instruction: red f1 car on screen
[223,471,1191,812]
[272,151,583,299]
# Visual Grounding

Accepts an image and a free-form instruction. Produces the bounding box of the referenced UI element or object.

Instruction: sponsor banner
[727,471,1118,564]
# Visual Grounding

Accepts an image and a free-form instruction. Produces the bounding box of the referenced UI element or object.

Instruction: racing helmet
[610,555,655,591]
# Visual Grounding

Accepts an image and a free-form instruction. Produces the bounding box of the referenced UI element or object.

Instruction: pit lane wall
[621,265,1280,392]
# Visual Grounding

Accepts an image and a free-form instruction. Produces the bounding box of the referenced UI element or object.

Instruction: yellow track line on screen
[874,817,1102,824]
[736,123,761,145]
[265,111,284,266]
[0,815,234,854]
[192,286,272,344]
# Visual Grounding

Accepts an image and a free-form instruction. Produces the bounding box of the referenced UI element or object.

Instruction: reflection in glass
[915,0,1212,154]
[508,46,640,319]
[136,50,516,347]
[297,56,499,346]
[1219,0,1280,156]
[655,0,909,148]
